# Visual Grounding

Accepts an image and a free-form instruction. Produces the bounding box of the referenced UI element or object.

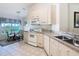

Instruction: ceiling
[0,3,32,19]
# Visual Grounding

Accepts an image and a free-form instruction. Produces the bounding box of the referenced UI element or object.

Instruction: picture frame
[74,12,79,28]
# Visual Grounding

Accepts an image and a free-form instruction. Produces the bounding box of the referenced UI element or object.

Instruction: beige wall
[51,4,56,25]
[57,3,79,34]
[68,3,79,34]
[59,3,69,32]
[52,3,69,32]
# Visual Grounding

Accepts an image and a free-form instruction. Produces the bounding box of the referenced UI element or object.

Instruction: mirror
[74,12,79,28]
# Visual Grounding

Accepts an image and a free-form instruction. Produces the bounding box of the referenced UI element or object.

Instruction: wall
[52,4,60,33]
[52,3,69,33]
[53,3,79,34]
[57,3,79,34]
[59,3,69,32]
[68,3,79,34]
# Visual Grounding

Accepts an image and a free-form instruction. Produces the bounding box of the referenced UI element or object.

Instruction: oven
[28,32,37,46]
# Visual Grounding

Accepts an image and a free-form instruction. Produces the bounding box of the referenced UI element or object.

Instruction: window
[0,17,21,35]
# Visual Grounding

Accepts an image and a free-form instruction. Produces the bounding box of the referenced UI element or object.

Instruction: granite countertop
[35,30,79,52]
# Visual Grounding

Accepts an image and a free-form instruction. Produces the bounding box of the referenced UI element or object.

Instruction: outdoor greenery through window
[0,17,21,38]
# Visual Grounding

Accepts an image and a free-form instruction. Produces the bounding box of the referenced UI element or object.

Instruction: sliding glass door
[0,17,21,40]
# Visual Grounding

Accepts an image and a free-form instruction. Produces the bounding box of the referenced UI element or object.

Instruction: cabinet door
[38,4,51,24]
[50,38,54,56]
[67,47,79,56]
[23,32,28,43]
[50,38,67,56]
[58,43,69,56]
[50,38,60,56]
[37,33,44,48]
[44,35,50,55]
[28,4,51,25]
[58,41,79,56]
[50,38,79,56]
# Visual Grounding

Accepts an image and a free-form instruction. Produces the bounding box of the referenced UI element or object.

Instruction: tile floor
[0,41,46,56]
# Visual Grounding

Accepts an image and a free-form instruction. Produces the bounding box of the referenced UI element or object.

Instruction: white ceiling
[0,3,32,19]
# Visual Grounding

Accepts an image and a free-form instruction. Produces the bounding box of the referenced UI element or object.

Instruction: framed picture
[74,12,79,28]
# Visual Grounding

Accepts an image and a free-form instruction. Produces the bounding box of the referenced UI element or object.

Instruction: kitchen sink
[55,36,79,46]
[55,36,72,40]
[55,36,74,45]
[64,39,73,45]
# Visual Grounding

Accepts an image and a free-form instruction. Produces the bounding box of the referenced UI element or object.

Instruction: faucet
[60,32,79,46]
[70,33,79,46]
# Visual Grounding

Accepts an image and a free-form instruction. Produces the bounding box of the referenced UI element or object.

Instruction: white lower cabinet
[49,38,79,56]
[44,35,50,55]
[65,46,79,56]
[25,32,79,56]
[50,38,60,56]
[37,33,44,48]
[59,43,79,56]
[23,32,28,43]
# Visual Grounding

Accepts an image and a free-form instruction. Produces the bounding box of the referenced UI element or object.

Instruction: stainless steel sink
[55,36,79,46]
[55,36,74,45]
[73,39,79,47]
[55,36,72,40]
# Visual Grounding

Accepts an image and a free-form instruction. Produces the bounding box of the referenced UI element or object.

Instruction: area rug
[0,40,20,47]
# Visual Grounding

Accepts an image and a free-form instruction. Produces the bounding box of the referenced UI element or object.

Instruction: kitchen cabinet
[23,32,28,43]
[37,33,44,48]
[28,4,52,24]
[50,37,79,56]
[58,43,69,56]
[44,35,50,55]
[50,38,60,56]
[67,48,79,56]
[59,43,79,56]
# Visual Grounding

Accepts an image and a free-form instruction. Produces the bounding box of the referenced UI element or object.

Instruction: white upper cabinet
[28,3,52,24]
